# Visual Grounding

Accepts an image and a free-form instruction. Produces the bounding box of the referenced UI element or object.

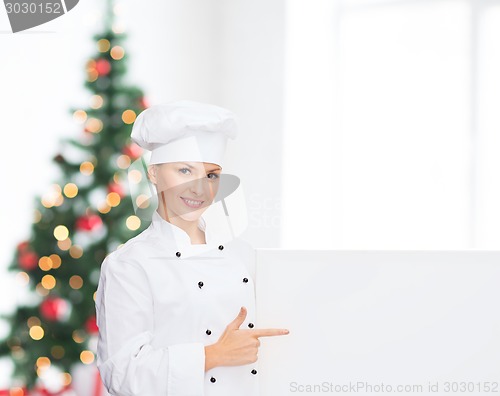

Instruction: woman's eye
[179,168,218,180]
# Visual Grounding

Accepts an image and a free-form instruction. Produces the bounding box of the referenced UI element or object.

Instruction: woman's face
[148,161,221,222]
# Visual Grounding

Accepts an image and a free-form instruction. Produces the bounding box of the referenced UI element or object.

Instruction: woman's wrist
[204,343,220,371]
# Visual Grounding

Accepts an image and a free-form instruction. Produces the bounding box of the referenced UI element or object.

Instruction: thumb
[226,306,247,330]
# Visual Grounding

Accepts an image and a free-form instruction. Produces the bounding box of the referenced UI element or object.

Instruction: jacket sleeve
[95,253,206,396]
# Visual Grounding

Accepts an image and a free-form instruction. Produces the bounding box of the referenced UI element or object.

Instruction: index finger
[250,328,290,337]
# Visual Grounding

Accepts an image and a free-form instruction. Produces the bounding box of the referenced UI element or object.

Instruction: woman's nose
[189,176,208,195]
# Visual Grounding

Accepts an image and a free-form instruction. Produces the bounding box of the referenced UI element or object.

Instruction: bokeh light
[90,95,104,109]
[69,275,83,290]
[126,215,141,230]
[69,245,83,259]
[36,356,50,369]
[106,192,121,207]
[80,350,94,364]
[62,372,72,386]
[50,254,62,268]
[63,183,78,198]
[98,203,111,214]
[73,110,87,123]
[34,209,42,223]
[16,272,29,286]
[72,330,85,344]
[38,256,53,271]
[136,194,150,209]
[53,225,69,241]
[80,161,95,175]
[86,118,103,133]
[27,317,41,327]
[86,59,98,82]
[36,283,49,296]
[110,46,125,60]
[116,155,131,169]
[97,39,111,52]
[57,238,72,251]
[121,109,136,124]
[128,169,142,183]
[41,275,56,290]
[42,184,64,208]
[29,326,44,340]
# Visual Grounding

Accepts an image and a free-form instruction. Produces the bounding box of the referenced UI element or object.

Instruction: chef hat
[131,100,238,168]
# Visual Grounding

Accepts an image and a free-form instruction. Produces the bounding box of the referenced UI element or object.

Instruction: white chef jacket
[95,209,259,396]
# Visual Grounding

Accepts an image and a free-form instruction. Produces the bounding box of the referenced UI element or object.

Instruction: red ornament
[95,59,111,76]
[108,182,124,197]
[40,297,68,321]
[122,143,143,159]
[139,96,149,109]
[18,250,39,270]
[85,315,99,334]
[75,214,103,232]
[29,383,73,396]
[17,240,30,251]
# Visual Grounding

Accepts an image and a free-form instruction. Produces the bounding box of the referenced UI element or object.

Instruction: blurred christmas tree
[0,0,151,392]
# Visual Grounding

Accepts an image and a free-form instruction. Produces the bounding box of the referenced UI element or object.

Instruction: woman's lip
[181,197,204,208]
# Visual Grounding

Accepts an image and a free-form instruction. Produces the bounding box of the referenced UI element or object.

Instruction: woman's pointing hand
[204,306,289,371]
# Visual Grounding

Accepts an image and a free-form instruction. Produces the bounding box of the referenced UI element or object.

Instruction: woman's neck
[156,207,206,245]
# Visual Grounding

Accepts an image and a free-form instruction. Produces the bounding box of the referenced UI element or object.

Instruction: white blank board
[255,250,500,396]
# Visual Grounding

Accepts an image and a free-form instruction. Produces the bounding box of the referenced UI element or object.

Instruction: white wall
[282,0,500,249]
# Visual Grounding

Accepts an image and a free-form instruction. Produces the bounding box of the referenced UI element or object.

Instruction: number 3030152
[443,382,498,392]
[5,2,63,14]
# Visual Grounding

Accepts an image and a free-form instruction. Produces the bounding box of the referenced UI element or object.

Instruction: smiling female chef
[94,100,289,396]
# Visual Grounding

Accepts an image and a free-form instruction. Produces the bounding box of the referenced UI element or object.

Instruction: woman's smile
[181,196,204,208]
